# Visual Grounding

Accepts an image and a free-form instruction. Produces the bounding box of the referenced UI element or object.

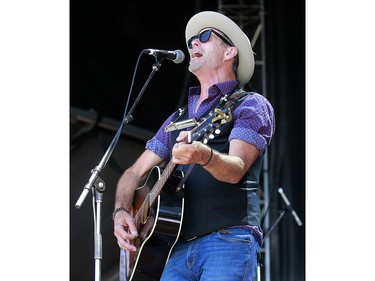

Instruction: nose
[191,37,200,48]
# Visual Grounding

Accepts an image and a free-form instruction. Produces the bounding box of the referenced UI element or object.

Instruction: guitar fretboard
[134,160,177,225]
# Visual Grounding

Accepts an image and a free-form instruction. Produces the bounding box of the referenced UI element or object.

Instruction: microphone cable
[121,50,144,125]
[96,50,145,170]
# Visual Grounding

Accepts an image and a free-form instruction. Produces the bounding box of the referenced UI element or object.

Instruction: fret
[149,162,177,203]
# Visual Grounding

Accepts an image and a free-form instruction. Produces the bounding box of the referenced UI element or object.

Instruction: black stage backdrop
[70,0,305,280]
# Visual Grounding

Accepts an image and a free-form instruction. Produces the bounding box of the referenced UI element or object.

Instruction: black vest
[171,94,263,239]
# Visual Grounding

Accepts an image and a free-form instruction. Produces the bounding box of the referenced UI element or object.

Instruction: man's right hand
[113,210,138,252]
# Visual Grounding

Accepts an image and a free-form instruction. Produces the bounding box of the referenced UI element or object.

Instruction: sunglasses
[187,29,234,49]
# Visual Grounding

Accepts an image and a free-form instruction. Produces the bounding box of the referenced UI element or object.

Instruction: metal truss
[217,1,271,281]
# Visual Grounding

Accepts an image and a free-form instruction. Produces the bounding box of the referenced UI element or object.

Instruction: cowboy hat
[185,11,254,86]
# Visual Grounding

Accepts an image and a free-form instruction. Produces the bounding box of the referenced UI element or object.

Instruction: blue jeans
[160,227,260,281]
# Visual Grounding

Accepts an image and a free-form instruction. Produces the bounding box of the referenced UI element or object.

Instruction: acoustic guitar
[121,106,233,281]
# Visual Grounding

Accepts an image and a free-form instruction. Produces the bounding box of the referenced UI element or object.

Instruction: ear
[224,47,238,60]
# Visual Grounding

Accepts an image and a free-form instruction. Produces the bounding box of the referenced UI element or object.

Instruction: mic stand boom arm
[263,187,303,242]
[74,59,163,281]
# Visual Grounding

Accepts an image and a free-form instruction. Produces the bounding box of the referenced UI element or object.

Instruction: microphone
[278,187,303,226]
[144,49,185,64]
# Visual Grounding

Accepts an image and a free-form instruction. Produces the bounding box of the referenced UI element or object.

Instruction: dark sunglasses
[187,29,234,49]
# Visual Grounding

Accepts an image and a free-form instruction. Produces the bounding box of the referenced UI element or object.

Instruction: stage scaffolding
[217,1,271,281]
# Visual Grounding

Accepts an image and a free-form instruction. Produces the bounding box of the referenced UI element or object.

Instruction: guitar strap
[169,87,248,141]
[172,88,251,190]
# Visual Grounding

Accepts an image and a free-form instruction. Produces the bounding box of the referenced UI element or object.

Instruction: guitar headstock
[188,107,232,144]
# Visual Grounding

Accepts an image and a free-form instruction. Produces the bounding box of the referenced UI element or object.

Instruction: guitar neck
[134,160,178,223]
[150,160,177,202]
[140,132,192,209]
[146,132,192,204]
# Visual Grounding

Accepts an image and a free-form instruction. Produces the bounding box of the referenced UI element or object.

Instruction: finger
[126,222,139,237]
[123,215,139,237]
[176,131,189,142]
[114,224,138,251]
[116,213,139,237]
[114,219,137,242]
[117,236,137,252]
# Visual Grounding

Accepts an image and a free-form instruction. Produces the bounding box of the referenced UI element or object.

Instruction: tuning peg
[215,128,221,134]
[208,133,215,139]
[203,138,208,144]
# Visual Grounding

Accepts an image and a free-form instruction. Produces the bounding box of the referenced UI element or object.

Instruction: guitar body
[121,166,185,281]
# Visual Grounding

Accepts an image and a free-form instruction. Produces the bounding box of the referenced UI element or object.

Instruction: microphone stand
[258,187,303,281]
[263,187,302,241]
[74,58,163,281]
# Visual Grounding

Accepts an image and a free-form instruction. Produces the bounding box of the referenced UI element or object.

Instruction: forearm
[172,139,259,184]
[114,168,143,211]
[114,149,165,211]
[202,148,247,184]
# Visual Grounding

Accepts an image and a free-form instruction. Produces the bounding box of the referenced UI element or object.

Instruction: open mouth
[192,50,203,59]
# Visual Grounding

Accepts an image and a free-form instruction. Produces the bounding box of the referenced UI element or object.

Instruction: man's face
[187,28,231,76]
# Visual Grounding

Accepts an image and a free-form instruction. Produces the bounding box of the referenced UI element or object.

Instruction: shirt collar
[188,80,240,98]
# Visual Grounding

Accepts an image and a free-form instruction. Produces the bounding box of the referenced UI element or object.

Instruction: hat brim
[185,11,254,86]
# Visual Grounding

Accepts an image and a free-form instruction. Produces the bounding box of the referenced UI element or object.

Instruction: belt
[180,227,262,243]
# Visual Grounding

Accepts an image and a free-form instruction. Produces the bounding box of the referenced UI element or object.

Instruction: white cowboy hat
[185,11,255,86]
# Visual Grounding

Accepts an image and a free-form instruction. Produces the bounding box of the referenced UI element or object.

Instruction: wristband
[112,207,128,220]
[201,147,213,166]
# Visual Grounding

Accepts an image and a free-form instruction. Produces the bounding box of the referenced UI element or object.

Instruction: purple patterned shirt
[146,80,275,162]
